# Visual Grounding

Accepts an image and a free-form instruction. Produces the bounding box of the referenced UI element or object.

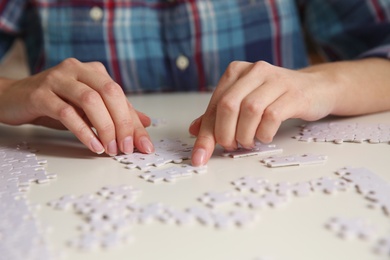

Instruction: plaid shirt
[1,0,390,93]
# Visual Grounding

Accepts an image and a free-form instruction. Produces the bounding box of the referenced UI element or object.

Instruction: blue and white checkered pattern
[1,0,390,93]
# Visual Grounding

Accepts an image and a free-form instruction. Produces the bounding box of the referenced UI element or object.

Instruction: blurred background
[0,40,29,79]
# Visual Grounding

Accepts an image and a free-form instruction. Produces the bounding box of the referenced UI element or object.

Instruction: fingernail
[140,136,154,154]
[192,148,207,166]
[107,140,118,156]
[122,136,134,154]
[90,137,105,154]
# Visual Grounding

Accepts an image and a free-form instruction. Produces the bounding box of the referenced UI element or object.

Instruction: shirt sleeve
[0,0,27,61]
[302,0,390,61]
[359,44,390,59]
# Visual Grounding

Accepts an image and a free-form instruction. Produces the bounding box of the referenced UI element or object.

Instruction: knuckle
[263,107,281,123]
[57,104,76,121]
[41,68,63,86]
[101,81,123,97]
[224,61,241,79]
[97,122,115,136]
[252,60,271,73]
[218,96,239,114]
[90,61,107,72]
[133,125,147,135]
[117,117,133,130]
[196,134,215,147]
[74,124,92,138]
[242,98,263,115]
[60,57,80,68]
[80,90,101,106]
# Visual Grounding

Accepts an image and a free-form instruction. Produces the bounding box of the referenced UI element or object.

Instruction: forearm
[301,58,390,116]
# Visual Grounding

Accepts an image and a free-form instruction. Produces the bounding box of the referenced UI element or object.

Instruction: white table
[1,93,390,260]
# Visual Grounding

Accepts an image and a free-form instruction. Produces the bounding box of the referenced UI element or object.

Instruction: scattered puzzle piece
[311,177,352,194]
[261,154,327,167]
[325,216,377,240]
[198,191,241,208]
[336,167,390,215]
[231,176,269,194]
[97,185,141,201]
[374,234,390,256]
[222,142,282,158]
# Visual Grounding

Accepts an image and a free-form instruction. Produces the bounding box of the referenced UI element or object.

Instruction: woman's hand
[0,58,154,156]
[190,60,340,166]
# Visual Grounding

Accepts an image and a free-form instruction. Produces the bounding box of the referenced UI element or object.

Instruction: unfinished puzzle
[295,122,390,144]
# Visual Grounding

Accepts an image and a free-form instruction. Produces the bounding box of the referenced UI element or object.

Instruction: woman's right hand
[0,58,154,156]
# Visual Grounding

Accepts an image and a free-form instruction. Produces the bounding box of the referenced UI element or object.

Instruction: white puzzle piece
[231,176,270,194]
[311,177,352,194]
[374,234,390,256]
[222,142,282,158]
[198,191,241,208]
[336,167,390,215]
[325,216,377,240]
[140,164,207,183]
[295,122,390,144]
[261,154,327,167]
[114,138,193,170]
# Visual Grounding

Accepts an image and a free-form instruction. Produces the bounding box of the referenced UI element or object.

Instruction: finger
[191,114,216,166]
[189,116,202,137]
[53,78,119,155]
[236,82,287,148]
[129,107,154,154]
[77,62,136,155]
[190,62,253,165]
[135,109,151,127]
[36,92,105,154]
[206,61,253,110]
[214,66,266,150]
[255,93,299,143]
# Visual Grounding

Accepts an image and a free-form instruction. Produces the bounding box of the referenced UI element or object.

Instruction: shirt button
[90,6,103,22]
[176,55,189,70]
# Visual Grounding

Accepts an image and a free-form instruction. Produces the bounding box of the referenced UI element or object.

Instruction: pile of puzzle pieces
[0,143,58,260]
[295,122,390,144]
[46,163,390,255]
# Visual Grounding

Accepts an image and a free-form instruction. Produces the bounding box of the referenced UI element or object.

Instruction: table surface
[1,92,390,260]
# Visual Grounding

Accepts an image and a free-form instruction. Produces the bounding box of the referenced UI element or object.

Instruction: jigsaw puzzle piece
[325,216,377,240]
[222,142,282,158]
[140,164,207,183]
[262,154,327,167]
[231,176,269,194]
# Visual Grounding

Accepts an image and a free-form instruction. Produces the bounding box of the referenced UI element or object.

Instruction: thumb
[189,115,203,136]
